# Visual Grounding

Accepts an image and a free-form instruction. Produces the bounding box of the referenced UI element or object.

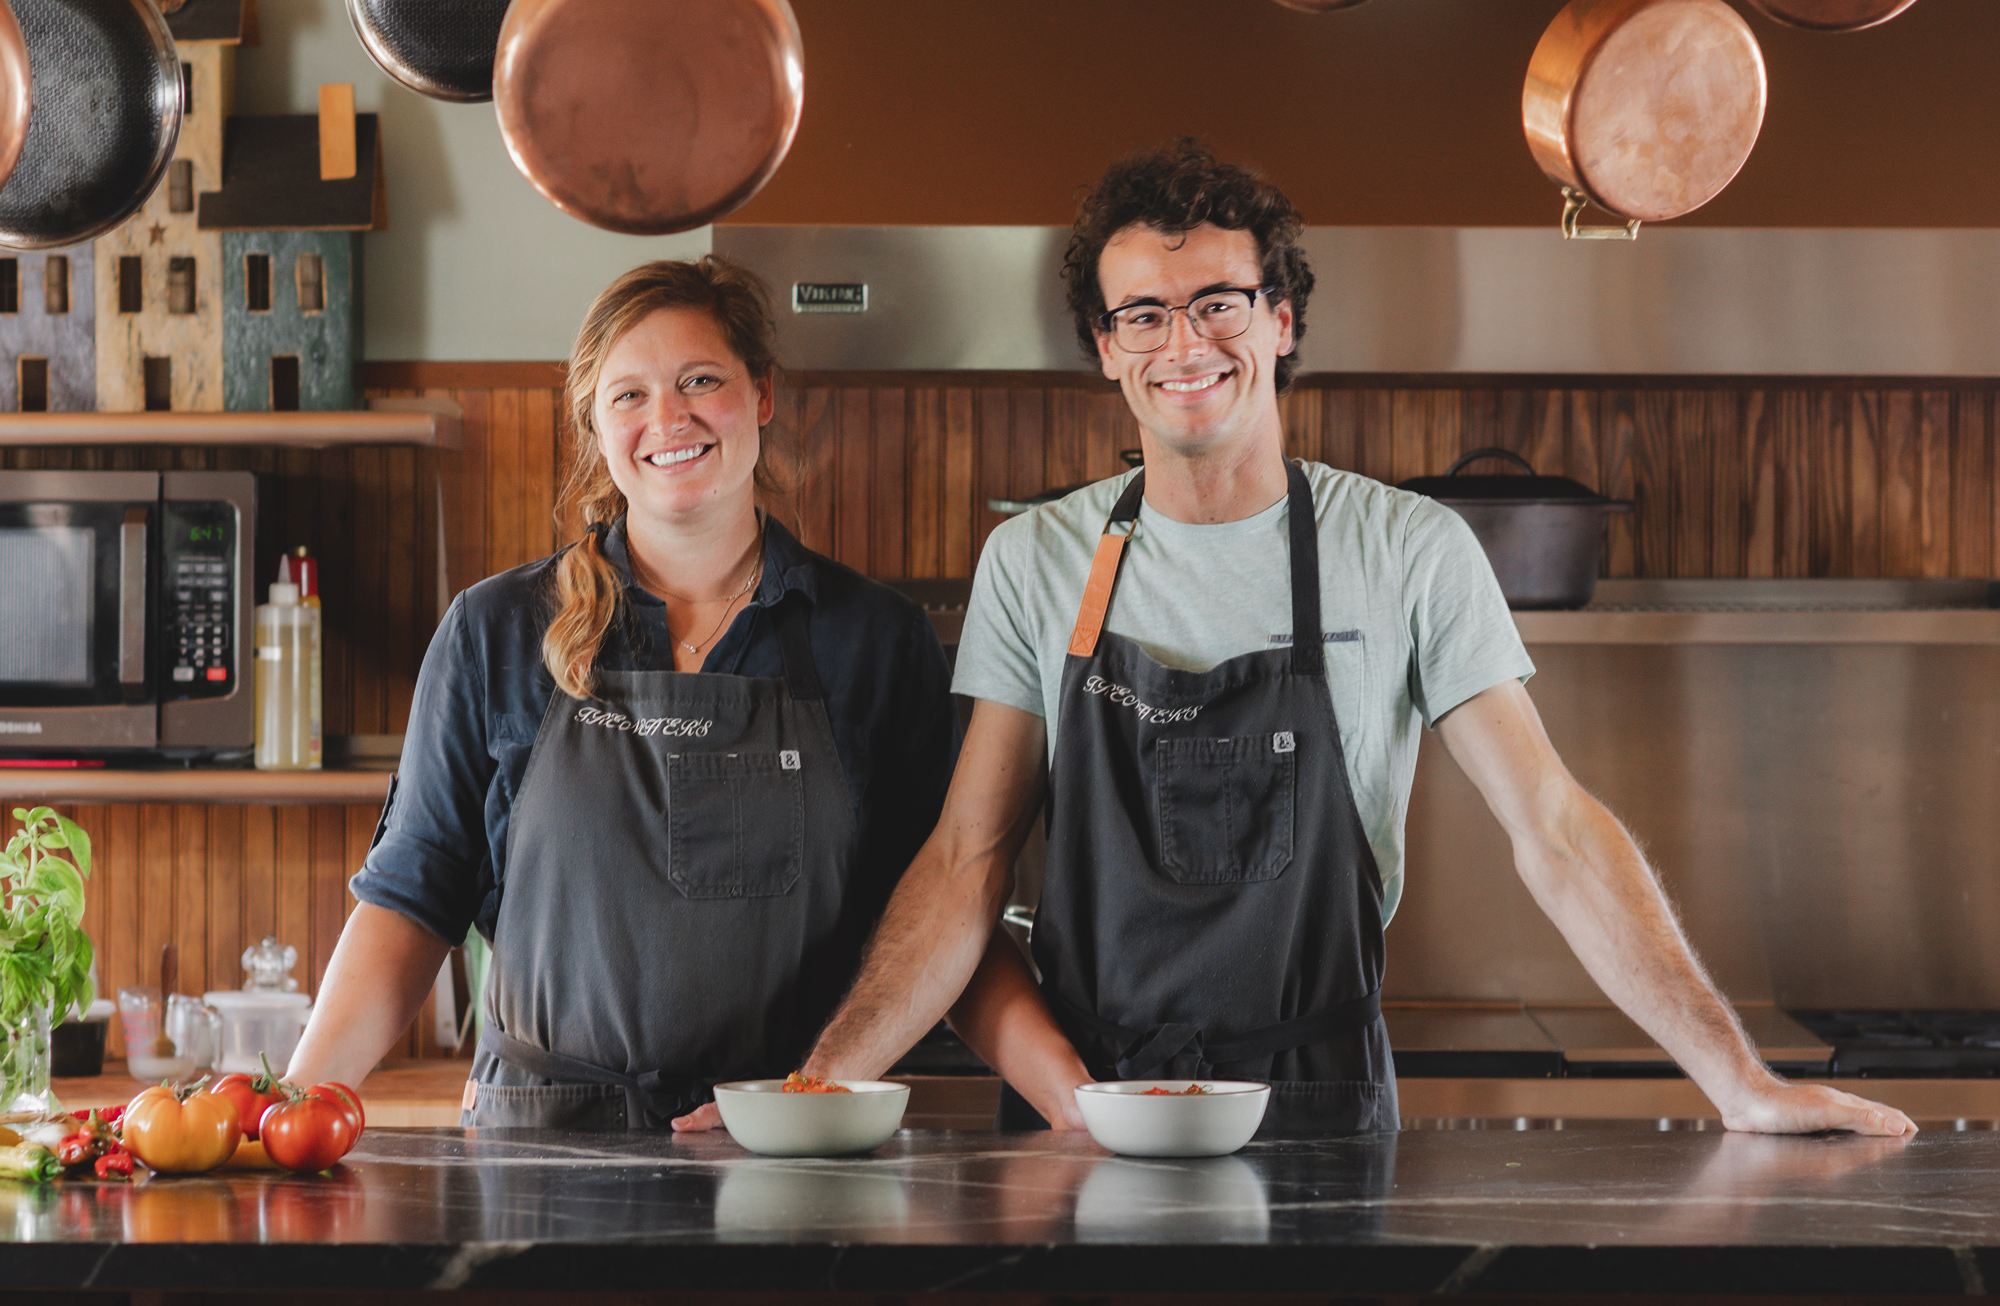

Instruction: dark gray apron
[1006,462,1397,1137]
[464,594,859,1128]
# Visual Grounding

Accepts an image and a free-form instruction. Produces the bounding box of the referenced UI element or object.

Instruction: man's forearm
[802,832,1015,1080]
[1515,793,1773,1104]
[948,928,1092,1128]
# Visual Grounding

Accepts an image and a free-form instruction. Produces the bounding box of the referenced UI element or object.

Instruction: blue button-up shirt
[351,516,959,945]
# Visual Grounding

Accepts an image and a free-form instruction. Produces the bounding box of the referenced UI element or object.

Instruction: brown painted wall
[13,366,1996,1058]
[729,0,2000,227]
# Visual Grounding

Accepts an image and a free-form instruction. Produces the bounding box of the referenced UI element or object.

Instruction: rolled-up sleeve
[349,593,495,945]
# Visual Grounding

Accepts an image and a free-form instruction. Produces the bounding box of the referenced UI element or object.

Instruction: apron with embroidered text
[1013,461,1397,1136]
[464,594,859,1128]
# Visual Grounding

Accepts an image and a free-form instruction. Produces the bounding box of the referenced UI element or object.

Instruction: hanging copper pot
[1523,0,1767,239]
[493,0,804,236]
[1742,0,1918,31]
[346,0,511,103]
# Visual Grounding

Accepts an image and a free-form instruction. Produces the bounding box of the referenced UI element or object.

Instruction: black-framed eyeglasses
[1097,286,1276,353]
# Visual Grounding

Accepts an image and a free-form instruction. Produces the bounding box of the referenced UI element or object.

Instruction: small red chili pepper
[57,1133,94,1166]
[94,1152,135,1180]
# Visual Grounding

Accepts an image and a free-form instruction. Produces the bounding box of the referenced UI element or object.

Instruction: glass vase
[2,1002,54,1123]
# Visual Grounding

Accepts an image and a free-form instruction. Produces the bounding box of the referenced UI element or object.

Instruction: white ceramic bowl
[1073,1080,1271,1157]
[712,1080,910,1157]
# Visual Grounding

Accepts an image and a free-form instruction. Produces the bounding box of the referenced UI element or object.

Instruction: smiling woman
[283,255,960,1133]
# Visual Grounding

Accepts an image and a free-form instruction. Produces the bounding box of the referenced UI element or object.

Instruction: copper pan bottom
[493,0,803,236]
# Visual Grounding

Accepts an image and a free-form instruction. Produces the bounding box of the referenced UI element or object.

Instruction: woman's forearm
[286,902,453,1087]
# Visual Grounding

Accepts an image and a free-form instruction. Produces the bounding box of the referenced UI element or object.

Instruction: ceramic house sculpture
[84,0,384,414]
[92,0,247,412]
[0,248,96,411]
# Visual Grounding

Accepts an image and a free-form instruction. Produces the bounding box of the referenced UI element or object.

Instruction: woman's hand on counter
[1715,1076,1917,1137]
[672,1102,724,1132]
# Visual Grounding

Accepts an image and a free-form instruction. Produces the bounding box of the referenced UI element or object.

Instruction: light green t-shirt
[952,462,1534,924]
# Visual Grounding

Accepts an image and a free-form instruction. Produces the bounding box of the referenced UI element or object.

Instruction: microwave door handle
[119,507,147,684]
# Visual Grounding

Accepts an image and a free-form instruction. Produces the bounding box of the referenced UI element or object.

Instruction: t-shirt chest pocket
[1153,733,1296,885]
[665,751,804,899]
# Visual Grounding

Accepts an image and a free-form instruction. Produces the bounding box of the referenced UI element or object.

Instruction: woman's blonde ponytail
[540,256,788,700]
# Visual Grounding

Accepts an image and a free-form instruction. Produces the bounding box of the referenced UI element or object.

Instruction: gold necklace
[677,562,760,656]
[646,529,764,657]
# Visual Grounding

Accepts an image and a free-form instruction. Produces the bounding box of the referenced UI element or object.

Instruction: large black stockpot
[1398,448,1632,610]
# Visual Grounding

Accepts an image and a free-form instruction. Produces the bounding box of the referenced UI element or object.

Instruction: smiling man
[794,140,1914,1138]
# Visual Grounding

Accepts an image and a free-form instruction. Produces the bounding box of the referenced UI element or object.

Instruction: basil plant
[0,807,94,1031]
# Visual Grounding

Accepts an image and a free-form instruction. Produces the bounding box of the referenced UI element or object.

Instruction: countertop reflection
[5,1126,1998,1295]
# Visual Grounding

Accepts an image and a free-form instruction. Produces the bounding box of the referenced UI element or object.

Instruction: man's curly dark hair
[1062,138,1313,393]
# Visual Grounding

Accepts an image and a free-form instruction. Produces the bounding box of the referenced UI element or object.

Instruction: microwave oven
[0,470,255,758]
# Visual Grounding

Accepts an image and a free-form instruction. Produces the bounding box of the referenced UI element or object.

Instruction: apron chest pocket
[1154,734,1296,885]
[666,752,804,899]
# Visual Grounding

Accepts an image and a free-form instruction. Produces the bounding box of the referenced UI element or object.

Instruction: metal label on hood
[792,282,867,314]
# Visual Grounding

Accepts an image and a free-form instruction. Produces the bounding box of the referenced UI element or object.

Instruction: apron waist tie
[1045,985,1382,1081]
[478,1026,716,1123]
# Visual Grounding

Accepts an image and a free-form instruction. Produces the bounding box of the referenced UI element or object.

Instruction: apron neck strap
[1283,459,1324,676]
[1067,462,1326,677]
[1067,471,1147,657]
[771,594,824,701]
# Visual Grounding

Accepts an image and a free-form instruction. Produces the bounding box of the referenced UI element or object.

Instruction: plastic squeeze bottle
[253,581,320,770]
[288,548,323,769]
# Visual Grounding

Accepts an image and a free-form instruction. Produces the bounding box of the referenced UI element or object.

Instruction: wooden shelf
[0,400,461,450]
[0,765,393,806]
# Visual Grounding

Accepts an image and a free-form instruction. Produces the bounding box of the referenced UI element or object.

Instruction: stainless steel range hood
[713,225,2000,377]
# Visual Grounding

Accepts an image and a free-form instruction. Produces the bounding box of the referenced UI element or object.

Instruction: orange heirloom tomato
[122,1081,243,1175]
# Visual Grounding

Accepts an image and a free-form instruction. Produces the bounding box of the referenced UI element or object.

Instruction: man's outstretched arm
[673,699,1053,1130]
[1435,679,1914,1136]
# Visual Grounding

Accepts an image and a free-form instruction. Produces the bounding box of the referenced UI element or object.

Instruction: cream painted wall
[231,0,710,361]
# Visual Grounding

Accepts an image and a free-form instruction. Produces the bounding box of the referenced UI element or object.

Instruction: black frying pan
[0,0,180,250]
[346,0,510,103]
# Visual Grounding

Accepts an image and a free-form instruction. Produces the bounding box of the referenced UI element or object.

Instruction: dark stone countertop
[4,1125,2000,1295]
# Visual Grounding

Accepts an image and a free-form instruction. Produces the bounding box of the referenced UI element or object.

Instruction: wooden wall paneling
[1591,391,1635,578]
[1961,389,1995,577]
[173,804,209,997]
[520,388,559,566]
[1044,386,1088,496]
[348,447,390,733]
[1080,387,1130,484]
[1847,391,1883,578]
[1880,391,1922,578]
[1009,388,1046,539]
[795,385,837,557]
[836,387,874,571]
[905,387,945,578]
[942,388,976,575]
[383,444,422,730]
[484,388,526,576]
[68,803,108,1023]
[872,388,907,577]
[452,387,491,588]
[311,807,348,994]
[274,808,313,996]
[974,388,1013,570]
[1706,392,1743,578]
[138,806,175,1002]
[207,805,243,1002]
[1919,390,1954,578]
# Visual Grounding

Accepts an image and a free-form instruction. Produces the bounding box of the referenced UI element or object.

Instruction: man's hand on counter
[1435,680,1916,1139]
[1717,1077,1917,1137]
[672,1103,723,1132]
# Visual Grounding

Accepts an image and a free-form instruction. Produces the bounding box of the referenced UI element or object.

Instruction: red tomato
[310,1081,366,1132]
[211,1071,286,1142]
[258,1092,358,1174]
